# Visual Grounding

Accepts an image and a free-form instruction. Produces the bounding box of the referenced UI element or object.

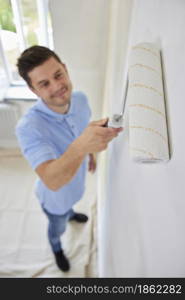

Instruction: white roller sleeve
[127,42,170,163]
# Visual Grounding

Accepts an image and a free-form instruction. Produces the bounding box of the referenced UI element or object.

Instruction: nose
[51,79,62,93]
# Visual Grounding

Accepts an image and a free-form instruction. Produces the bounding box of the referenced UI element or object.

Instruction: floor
[0,148,98,278]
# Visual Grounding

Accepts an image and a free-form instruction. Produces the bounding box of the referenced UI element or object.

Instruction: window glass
[20,0,39,47]
[0,60,8,100]
[0,0,20,81]
[0,0,53,84]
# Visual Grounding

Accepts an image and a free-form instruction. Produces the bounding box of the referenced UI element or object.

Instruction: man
[16,46,123,272]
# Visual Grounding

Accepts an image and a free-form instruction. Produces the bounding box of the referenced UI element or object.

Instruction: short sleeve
[16,125,57,170]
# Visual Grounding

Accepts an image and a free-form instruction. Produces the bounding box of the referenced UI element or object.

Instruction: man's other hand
[88,153,96,173]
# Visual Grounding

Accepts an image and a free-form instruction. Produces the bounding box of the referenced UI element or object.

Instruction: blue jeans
[42,207,75,253]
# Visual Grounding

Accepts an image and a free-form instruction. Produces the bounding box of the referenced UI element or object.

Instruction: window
[0,0,53,95]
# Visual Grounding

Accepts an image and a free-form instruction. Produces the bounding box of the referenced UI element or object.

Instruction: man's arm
[36,139,86,191]
[35,119,123,191]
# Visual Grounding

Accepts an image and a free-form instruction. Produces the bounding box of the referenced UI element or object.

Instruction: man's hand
[88,153,96,173]
[77,118,123,154]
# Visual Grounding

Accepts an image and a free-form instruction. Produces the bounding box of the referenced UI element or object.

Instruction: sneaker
[69,212,88,223]
[54,249,70,272]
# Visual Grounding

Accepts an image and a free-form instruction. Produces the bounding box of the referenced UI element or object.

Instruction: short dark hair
[17,45,62,87]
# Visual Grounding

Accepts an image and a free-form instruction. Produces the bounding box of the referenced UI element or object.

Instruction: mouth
[53,87,68,98]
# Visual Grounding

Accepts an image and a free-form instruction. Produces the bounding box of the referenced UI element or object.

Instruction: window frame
[0,0,52,100]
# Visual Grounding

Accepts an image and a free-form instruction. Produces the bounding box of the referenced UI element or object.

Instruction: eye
[41,82,49,87]
[55,73,63,79]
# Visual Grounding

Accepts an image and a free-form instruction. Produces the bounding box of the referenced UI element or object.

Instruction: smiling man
[16,46,123,272]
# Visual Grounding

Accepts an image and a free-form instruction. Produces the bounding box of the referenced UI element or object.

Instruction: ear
[27,75,39,96]
[29,85,35,93]
[29,85,39,97]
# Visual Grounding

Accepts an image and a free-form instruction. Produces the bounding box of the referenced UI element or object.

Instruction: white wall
[99,0,185,277]
[97,0,134,276]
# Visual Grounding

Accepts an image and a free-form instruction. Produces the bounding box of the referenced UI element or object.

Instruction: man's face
[28,57,73,113]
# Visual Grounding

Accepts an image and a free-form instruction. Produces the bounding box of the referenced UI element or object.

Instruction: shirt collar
[33,94,75,121]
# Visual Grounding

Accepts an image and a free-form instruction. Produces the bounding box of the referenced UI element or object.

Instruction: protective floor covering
[0,150,98,278]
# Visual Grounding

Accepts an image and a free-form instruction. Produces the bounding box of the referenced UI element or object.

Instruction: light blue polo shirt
[16,91,91,215]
